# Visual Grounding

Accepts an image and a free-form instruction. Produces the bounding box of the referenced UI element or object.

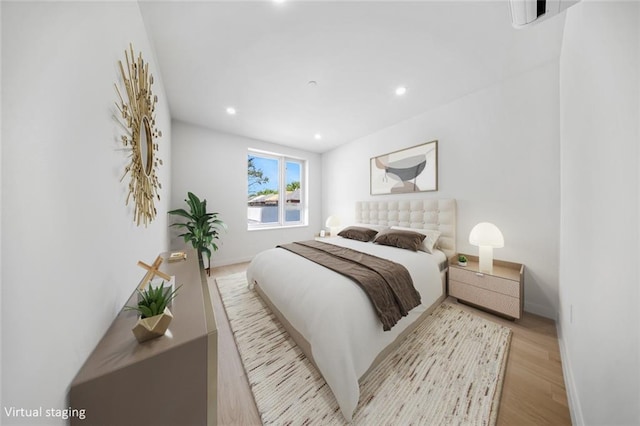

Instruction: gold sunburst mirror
[115,44,162,226]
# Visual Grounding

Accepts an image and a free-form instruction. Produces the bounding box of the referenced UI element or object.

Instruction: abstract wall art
[370,140,438,195]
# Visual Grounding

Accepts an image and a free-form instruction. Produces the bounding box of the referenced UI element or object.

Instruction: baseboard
[556,319,584,426]
[524,300,556,319]
[210,256,254,268]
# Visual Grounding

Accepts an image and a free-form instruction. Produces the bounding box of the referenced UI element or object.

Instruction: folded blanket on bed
[277,240,421,330]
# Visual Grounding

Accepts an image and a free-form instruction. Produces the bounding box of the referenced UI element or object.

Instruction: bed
[246,199,456,421]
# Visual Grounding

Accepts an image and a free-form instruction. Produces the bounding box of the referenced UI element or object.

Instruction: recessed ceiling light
[395,86,407,96]
[314,133,322,140]
[226,107,237,115]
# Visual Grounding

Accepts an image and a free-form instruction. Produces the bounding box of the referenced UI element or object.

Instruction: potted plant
[168,192,227,275]
[457,254,468,267]
[125,281,181,343]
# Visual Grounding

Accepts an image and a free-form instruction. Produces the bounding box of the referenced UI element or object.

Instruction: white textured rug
[215,272,511,425]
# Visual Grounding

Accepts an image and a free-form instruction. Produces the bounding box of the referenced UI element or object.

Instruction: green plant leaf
[149,301,158,316]
[167,209,194,220]
[139,305,153,318]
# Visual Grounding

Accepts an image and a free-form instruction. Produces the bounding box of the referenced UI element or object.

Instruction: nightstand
[448,254,524,319]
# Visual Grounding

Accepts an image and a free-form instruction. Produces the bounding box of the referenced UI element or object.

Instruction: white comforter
[246,237,444,421]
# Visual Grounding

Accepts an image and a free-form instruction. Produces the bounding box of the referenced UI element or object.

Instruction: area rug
[214,272,512,425]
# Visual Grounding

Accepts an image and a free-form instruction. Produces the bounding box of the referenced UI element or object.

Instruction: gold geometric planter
[132,307,173,343]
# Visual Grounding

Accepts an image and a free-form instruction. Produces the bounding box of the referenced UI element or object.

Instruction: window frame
[247,149,307,230]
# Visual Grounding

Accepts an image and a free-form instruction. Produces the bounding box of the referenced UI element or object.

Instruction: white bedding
[246,237,444,421]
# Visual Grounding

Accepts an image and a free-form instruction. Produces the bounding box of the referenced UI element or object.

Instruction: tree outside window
[247,151,305,228]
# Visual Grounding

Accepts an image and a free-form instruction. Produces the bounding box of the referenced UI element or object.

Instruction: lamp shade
[469,222,504,248]
[325,215,341,228]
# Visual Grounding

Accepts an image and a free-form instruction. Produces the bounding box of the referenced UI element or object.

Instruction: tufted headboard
[355,199,457,258]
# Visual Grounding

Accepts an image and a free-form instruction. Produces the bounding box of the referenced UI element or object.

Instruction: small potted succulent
[457,254,468,267]
[125,281,181,343]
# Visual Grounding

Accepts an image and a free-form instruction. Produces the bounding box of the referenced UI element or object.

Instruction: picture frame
[370,140,438,195]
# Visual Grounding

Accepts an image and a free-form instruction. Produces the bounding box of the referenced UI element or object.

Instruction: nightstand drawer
[449,267,520,298]
[449,280,521,318]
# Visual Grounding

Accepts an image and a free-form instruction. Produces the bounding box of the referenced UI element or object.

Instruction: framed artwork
[370,140,438,195]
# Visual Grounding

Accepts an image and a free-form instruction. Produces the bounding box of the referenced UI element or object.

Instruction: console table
[69,250,217,425]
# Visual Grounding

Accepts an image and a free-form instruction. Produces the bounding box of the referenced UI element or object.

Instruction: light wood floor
[210,263,572,426]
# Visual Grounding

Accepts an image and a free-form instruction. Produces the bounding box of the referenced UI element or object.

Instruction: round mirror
[139,116,153,176]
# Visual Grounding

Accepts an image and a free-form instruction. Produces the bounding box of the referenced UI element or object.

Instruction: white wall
[170,120,322,266]
[559,1,640,424]
[0,1,4,413]
[323,62,561,318]
[1,2,171,424]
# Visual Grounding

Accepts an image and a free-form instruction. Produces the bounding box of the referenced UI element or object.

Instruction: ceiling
[139,1,565,153]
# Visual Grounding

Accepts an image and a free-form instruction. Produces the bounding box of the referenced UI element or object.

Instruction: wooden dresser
[69,250,217,425]
[448,254,524,319]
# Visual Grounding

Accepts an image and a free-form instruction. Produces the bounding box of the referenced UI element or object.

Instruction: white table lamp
[325,215,341,237]
[469,222,504,274]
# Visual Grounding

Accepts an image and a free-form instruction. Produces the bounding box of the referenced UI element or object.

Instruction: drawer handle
[475,272,485,277]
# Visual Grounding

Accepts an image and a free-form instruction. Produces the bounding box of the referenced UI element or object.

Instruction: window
[247,150,306,228]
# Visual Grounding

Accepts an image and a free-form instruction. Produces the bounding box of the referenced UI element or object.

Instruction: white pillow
[390,226,441,254]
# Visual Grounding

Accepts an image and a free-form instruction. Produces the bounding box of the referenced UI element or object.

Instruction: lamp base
[478,246,494,274]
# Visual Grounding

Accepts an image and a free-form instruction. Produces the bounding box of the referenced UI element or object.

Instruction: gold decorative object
[132,307,173,343]
[115,44,162,226]
[136,255,171,290]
